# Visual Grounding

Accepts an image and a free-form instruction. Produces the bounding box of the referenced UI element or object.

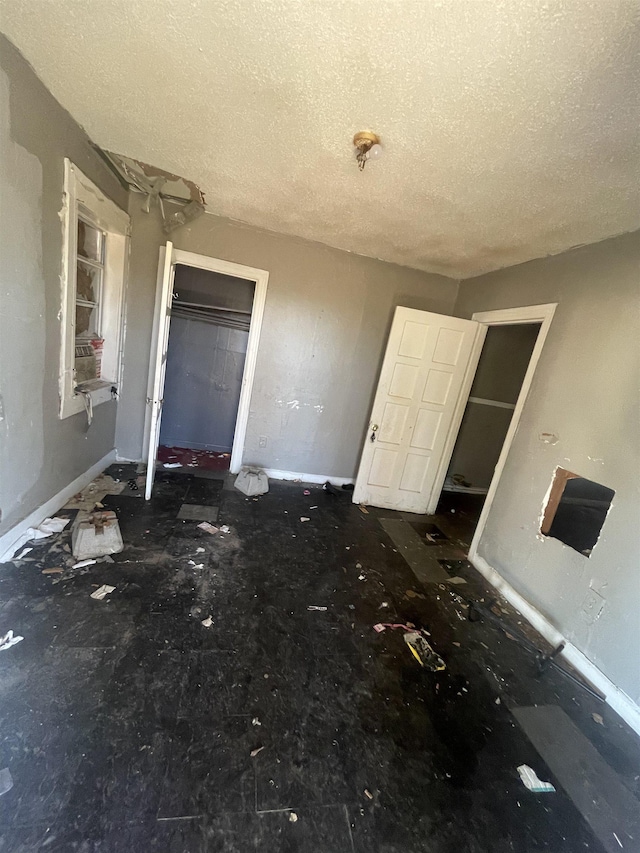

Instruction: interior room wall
[453,231,640,708]
[446,325,540,490]
[115,204,458,477]
[0,35,128,538]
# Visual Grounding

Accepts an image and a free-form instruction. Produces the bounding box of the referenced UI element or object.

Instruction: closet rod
[172,299,252,315]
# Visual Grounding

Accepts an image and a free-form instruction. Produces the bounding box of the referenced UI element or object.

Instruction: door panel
[353,307,481,514]
[144,242,175,500]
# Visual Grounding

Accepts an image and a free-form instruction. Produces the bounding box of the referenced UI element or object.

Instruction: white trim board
[0,450,116,563]
[262,468,354,487]
[144,248,269,478]
[470,552,640,737]
[468,303,556,559]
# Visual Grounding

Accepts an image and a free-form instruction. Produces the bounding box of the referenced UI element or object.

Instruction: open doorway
[144,245,269,499]
[431,303,557,566]
[157,264,255,477]
[436,322,541,542]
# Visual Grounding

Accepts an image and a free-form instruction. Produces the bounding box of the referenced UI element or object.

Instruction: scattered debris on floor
[42,567,64,575]
[288,812,298,823]
[197,522,219,534]
[0,768,13,796]
[201,616,213,627]
[234,467,269,496]
[303,489,311,496]
[252,717,261,727]
[323,481,340,496]
[72,510,123,559]
[517,764,556,793]
[359,505,369,514]
[307,605,328,611]
[164,462,182,468]
[90,584,116,601]
[592,712,604,726]
[300,517,310,522]
[219,525,231,534]
[64,473,125,511]
[405,589,427,600]
[404,631,446,671]
[0,630,24,651]
[373,622,416,633]
[250,746,264,758]
[15,548,32,560]
[1,516,70,563]
[364,789,374,800]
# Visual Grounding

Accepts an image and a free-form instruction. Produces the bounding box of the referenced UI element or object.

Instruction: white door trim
[467,302,557,561]
[146,248,269,477]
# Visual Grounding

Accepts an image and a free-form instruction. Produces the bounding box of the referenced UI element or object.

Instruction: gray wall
[159,318,248,452]
[115,205,458,476]
[0,35,128,537]
[447,325,540,489]
[454,231,640,704]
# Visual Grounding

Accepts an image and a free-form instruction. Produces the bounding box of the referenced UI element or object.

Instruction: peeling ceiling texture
[2,0,638,278]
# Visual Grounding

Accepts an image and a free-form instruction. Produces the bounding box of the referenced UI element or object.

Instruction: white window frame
[59,159,130,419]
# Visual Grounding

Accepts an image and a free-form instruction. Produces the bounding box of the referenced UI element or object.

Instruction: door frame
[144,248,269,475]
[463,303,557,562]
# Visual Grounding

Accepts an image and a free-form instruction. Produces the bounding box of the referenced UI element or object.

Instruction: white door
[144,241,175,500]
[353,307,484,514]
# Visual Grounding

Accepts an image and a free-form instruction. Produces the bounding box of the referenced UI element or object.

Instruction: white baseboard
[469,551,640,737]
[262,468,354,487]
[0,450,117,563]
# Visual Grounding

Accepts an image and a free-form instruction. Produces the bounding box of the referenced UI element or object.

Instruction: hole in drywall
[541,468,614,557]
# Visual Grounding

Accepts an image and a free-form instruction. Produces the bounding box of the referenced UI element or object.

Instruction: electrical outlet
[581,588,605,625]
[259,435,267,448]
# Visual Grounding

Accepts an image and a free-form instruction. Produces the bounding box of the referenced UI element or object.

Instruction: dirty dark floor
[0,466,639,852]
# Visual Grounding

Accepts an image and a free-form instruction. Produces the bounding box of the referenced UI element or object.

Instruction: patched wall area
[115,206,458,477]
[454,231,640,705]
[0,35,128,537]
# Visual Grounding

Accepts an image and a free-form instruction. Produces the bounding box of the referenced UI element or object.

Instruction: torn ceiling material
[98,150,206,234]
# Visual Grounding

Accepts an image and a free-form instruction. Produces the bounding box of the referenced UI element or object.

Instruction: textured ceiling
[2,0,639,278]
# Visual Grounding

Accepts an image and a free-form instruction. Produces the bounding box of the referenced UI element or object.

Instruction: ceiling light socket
[353,131,382,170]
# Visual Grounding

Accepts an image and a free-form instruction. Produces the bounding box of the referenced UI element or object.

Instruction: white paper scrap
[517,765,556,793]
[38,517,70,535]
[163,462,182,468]
[307,606,328,611]
[0,517,70,563]
[300,517,310,523]
[198,522,219,534]
[219,525,230,534]
[0,768,13,796]
[0,630,24,651]
[73,559,97,569]
[90,584,116,600]
[201,616,213,627]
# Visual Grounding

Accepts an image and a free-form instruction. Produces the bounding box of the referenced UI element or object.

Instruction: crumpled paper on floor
[0,517,70,564]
